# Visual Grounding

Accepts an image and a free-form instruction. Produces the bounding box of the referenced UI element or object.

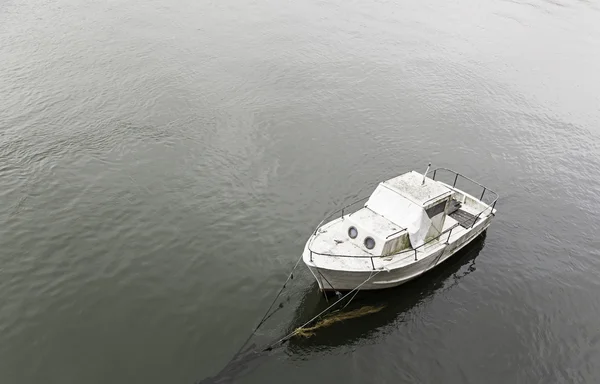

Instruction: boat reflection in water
[286,232,487,354]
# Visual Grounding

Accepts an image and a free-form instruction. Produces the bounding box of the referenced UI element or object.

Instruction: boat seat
[447,199,462,215]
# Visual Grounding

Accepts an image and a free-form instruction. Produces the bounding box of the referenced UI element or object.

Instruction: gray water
[1,0,600,382]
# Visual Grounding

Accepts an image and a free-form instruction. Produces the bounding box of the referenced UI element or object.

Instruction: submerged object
[302,167,498,291]
[292,305,385,338]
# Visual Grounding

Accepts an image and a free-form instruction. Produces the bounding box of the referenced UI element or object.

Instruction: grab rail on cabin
[308,168,499,269]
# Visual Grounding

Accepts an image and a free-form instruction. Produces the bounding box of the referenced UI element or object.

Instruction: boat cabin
[344,171,454,255]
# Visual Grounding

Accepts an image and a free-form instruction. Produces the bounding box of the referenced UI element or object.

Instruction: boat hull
[304,217,491,291]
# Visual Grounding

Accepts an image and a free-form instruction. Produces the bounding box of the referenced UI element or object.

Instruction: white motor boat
[302,166,498,291]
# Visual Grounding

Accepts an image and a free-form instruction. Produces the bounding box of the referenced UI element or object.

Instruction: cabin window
[348,227,358,239]
[426,201,446,218]
[364,237,376,250]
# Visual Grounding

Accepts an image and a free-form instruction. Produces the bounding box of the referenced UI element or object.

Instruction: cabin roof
[346,207,405,238]
[382,171,452,207]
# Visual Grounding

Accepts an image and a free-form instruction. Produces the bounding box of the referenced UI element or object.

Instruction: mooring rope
[263,268,383,350]
[342,270,373,309]
[234,253,305,356]
[197,260,384,383]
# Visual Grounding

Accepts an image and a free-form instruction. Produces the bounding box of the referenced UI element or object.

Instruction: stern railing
[429,168,499,226]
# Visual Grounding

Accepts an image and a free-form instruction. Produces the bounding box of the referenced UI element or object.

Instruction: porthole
[348,226,358,239]
[364,237,376,250]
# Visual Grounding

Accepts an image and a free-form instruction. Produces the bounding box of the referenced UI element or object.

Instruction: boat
[302,166,498,291]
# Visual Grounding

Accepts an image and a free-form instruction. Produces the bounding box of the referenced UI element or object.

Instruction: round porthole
[364,237,376,250]
[348,226,358,239]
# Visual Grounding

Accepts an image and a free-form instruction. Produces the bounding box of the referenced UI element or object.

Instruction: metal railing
[429,168,499,225]
[307,168,499,270]
[312,196,370,236]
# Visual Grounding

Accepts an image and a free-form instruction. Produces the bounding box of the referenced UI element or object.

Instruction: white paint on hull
[304,216,491,291]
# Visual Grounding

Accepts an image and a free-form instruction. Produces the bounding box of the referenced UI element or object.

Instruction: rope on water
[196,260,383,383]
[234,253,305,356]
[342,270,373,309]
[263,268,383,350]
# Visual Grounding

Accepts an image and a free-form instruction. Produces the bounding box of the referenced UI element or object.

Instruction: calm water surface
[1,0,600,382]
